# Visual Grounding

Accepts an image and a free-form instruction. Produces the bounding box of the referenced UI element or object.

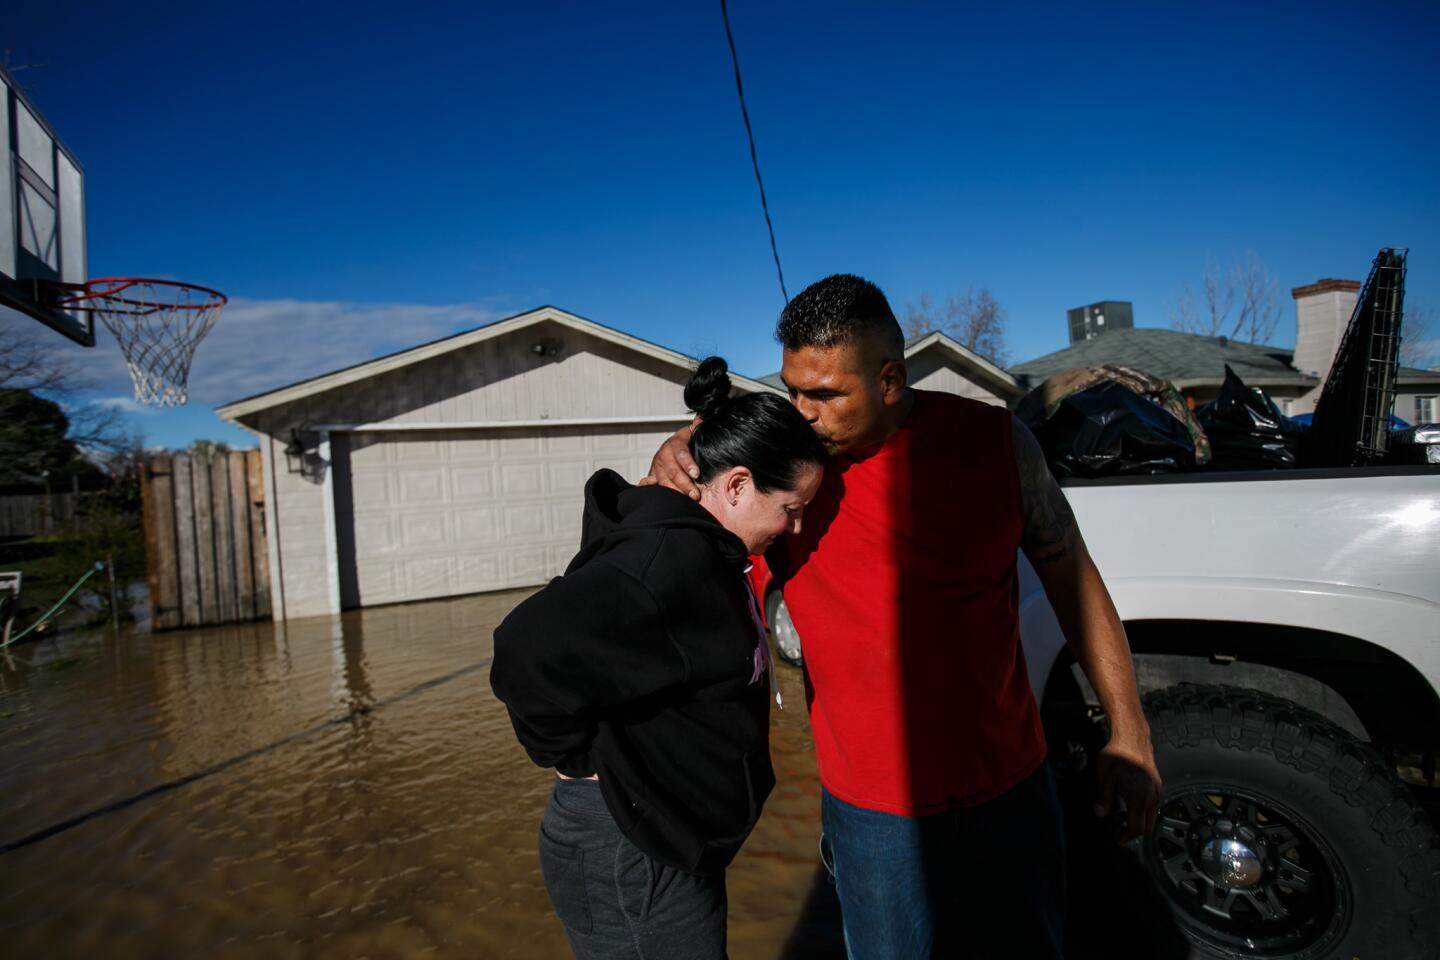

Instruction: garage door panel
[401,513,450,548]
[351,472,392,507]
[498,435,542,456]
[399,469,446,503]
[404,557,452,597]
[448,437,496,460]
[353,517,399,553]
[342,425,672,608]
[591,432,635,452]
[455,507,499,541]
[354,561,397,599]
[401,439,448,462]
[504,504,547,538]
[546,544,576,575]
[457,553,503,587]
[545,433,587,455]
[500,462,544,496]
[451,466,497,501]
[594,457,638,477]
[507,546,547,582]
[551,502,582,540]
[547,461,588,493]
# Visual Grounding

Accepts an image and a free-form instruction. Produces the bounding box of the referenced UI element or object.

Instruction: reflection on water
[0,590,829,959]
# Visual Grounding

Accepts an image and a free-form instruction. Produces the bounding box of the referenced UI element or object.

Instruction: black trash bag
[1034,380,1198,478]
[1197,365,1306,469]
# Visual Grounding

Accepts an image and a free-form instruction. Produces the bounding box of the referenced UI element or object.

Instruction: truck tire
[764,589,803,667]
[1141,683,1440,960]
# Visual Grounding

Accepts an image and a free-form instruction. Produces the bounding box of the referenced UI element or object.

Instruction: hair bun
[684,356,732,418]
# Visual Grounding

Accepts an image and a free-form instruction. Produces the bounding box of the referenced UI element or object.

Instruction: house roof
[215,306,782,419]
[755,331,1022,398]
[1396,365,1440,385]
[1010,328,1319,391]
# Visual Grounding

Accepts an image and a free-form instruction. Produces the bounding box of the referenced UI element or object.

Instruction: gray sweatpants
[538,778,728,960]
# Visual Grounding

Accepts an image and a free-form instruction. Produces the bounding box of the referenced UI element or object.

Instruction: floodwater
[0,590,838,959]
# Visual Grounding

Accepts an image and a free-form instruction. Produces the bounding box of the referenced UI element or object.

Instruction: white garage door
[339,425,677,607]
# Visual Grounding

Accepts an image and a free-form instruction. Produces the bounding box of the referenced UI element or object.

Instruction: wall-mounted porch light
[530,337,563,358]
[284,428,309,476]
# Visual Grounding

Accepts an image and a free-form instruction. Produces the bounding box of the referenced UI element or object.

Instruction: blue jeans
[820,763,1065,960]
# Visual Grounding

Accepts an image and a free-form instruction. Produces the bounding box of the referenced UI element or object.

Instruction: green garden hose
[3,562,104,647]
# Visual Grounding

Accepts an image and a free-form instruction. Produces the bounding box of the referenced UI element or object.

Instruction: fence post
[247,450,273,620]
[173,455,202,628]
[229,452,256,621]
[211,455,237,623]
[192,455,219,625]
[141,455,181,631]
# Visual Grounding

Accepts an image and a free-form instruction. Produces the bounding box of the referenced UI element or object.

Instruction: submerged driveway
[0,590,832,959]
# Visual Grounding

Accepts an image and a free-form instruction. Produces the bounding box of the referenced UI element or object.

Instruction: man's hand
[637,422,702,500]
[1094,733,1162,845]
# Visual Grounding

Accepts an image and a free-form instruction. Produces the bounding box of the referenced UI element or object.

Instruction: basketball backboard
[0,63,93,346]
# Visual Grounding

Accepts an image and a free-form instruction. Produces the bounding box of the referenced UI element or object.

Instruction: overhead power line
[720,0,788,305]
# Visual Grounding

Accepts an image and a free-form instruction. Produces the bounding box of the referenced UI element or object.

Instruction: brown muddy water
[0,590,838,959]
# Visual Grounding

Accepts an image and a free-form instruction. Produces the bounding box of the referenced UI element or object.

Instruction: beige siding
[266,432,335,620]
[1398,388,1439,425]
[908,353,1010,406]
[246,323,691,435]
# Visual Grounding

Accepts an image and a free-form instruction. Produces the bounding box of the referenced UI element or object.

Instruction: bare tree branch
[903,286,1010,366]
[0,330,88,393]
[1171,253,1280,344]
[65,401,132,455]
[1400,305,1437,369]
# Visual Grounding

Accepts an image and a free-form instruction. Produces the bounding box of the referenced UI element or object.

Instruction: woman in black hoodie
[490,357,826,960]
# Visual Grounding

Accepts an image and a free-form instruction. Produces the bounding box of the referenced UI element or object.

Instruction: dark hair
[684,357,827,493]
[774,273,905,363]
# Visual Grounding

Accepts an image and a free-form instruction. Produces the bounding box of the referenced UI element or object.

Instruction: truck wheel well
[1043,619,1440,756]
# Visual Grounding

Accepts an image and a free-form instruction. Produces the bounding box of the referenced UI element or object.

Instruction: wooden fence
[140,451,272,631]
[0,492,85,537]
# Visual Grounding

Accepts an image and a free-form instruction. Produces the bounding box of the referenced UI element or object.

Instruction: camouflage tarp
[1015,364,1212,466]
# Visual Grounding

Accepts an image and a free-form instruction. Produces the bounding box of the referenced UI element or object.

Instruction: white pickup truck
[763,463,1440,960]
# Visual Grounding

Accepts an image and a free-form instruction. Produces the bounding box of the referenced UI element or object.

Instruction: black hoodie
[489,469,774,876]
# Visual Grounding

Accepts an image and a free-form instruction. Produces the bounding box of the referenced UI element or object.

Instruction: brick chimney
[1291,279,1361,378]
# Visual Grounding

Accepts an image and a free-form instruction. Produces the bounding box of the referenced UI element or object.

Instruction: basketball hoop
[54,278,227,407]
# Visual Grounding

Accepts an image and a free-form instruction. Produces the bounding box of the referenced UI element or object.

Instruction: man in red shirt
[647,274,1160,958]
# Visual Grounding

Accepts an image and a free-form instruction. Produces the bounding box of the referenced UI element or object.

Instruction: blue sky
[4,1,1438,449]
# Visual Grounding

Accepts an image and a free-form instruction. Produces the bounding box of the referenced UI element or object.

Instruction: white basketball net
[64,279,225,407]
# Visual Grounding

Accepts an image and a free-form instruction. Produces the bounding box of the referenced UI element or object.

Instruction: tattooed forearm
[1012,418,1079,565]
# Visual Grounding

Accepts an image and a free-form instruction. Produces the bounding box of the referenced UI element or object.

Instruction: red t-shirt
[772,390,1046,815]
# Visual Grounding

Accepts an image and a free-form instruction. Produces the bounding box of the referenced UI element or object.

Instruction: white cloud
[80,298,502,406]
[94,395,159,415]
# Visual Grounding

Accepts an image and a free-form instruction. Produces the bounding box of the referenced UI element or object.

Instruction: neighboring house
[1010,278,1440,422]
[903,331,1024,406]
[1010,328,1317,411]
[759,331,1024,408]
[217,307,779,621]
[1289,278,1440,424]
